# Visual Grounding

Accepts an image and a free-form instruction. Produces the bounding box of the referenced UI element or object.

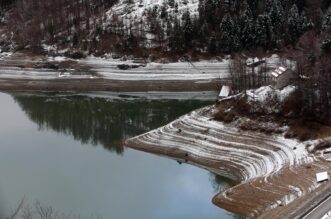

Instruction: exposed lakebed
[0,92,238,219]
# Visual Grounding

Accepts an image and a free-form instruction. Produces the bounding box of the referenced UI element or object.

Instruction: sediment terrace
[0,52,285,92]
[0,53,230,91]
[125,106,331,218]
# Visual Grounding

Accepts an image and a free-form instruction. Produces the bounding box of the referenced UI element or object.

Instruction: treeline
[155,0,331,53]
[0,0,330,55]
[293,32,331,119]
[108,0,331,54]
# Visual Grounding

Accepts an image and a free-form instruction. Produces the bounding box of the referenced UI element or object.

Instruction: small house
[219,85,231,99]
[246,58,266,68]
[270,66,295,89]
[316,171,329,183]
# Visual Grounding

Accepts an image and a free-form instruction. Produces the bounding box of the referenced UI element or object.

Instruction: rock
[117,64,130,70]
[64,50,86,59]
[34,62,59,70]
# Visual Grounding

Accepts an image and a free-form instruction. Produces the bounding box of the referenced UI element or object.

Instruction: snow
[0,53,296,83]
[48,56,68,62]
[0,52,12,60]
[316,172,329,182]
[246,85,296,113]
[0,56,231,81]
[322,211,331,219]
[106,0,200,45]
[219,85,231,98]
[78,56,231,81]
[271,66,288,78]
[128,105,313,181]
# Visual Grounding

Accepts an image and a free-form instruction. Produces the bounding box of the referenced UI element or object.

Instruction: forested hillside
[0,0,330,56]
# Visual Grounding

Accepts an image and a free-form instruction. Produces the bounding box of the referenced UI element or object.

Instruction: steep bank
[125,105,331,218]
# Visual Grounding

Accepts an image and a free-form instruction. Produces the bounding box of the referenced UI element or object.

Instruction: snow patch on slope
[247,85,296,114]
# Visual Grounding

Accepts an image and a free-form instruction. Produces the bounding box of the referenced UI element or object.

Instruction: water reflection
[0,92,241,218]
[12,93,212,154]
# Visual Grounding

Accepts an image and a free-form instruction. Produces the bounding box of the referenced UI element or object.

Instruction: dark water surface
[0,92,237,219]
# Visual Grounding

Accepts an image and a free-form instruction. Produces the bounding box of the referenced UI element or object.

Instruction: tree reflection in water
[13,93,212,154]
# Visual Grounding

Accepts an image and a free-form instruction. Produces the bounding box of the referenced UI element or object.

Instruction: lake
[0,92,238,219]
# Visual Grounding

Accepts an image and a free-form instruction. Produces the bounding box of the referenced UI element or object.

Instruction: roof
[316,172,329,182]
[246,59,266,67]
[219,85,231,97]
[271,66,288,78]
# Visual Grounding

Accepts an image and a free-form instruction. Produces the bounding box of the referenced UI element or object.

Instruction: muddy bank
[125,105,331,218]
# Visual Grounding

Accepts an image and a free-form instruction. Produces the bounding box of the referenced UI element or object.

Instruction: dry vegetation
[3,198,102,219]
[214,89,331,142]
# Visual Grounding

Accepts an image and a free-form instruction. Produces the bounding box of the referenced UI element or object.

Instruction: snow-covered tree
[300,11,314,31]
[265,0,273,13]
[182,10,193,48]
[239,3,255,49]
[255,14,273,49]
[322,6,331,32]
[268,0,285,31]
[168,19,184,52]
[219,13,240,52]
[288,4,302,44]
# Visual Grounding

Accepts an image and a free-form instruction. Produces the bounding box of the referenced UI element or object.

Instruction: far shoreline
[0,78,223,93]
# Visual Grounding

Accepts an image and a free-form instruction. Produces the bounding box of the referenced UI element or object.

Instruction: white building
[219,85,231,99]
[316,171,329,183]
[270,66,296,89]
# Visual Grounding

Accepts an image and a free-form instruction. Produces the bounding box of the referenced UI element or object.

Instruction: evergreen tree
[204,0,216,26]
[322,6,331,32]
[247,0,260,17]
[198,0,205,24]
[240,0,252,16]
[255,14,273,49]
[182,10,193,48]
[265,0,273,13]
[160,2,168,19]
[198,21,209,43]
[219,13,240,52]
[268,0,285,31]
[168,19,184,52]
[288,4,302,44]
[239,3,255,49]
[300,11,314,31]
[208,36,217,53]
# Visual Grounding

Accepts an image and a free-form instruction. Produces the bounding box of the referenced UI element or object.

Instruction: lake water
[0,92,238,219]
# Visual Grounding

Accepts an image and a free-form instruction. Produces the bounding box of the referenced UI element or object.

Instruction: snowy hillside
[109,0,199,22]
[106,0,199,45]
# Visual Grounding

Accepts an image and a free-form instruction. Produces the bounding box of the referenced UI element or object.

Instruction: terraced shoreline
[125,105,331,218]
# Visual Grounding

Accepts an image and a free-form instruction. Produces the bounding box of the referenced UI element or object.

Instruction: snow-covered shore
[0,53,231,81]
[0,52,287,82]
[125,103,331,218]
